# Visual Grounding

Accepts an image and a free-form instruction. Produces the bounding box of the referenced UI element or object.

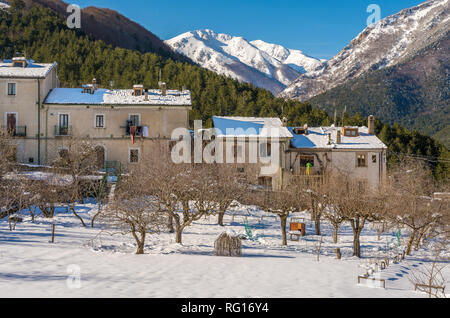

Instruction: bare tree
[295,174,331,235]
[330,173,387,258]
[322,175,345,244]
[88,175,109,228]
[409,240,448,298]
[52,138,99,227]
[150,162,220,245]
[388,159,445,255]
[260,190,298,246]
[213,165,248,226]
[102,164,166,254]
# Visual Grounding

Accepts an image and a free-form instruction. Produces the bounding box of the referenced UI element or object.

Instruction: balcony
[123,120,146,137]
[2,126,27,137]
[54,125,72,136]
[292,167,323,176]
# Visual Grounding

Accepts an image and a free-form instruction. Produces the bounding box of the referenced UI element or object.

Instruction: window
[372,155,377,164]
[356,153,367,167]
[129,148,140,163]
[343,127,359,137]
[7,83,16,96]
[293,128,307,135]
[129,114,140,126]
[234,144,243,159]
[58,114,70,135]
[259,142,271,158]
[95,114,105,128]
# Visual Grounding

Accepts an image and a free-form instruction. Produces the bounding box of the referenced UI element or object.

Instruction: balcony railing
[292,167,323,176]
[54,125,72,136]
[14,126,27,137]
[1,126,27,137]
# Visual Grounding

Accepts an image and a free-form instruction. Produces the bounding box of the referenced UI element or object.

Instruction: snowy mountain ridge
[166,29,325,95]
[280,0,450,100]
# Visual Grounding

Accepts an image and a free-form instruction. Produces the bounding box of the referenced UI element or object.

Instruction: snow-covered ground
[0,201,448,298]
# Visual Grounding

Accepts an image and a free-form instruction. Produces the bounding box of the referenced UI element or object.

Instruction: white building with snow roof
[212,116,293,190]
[0,57,59,165]
[1,58,191,170]
[285,116,388,189]
[211,115,387,190]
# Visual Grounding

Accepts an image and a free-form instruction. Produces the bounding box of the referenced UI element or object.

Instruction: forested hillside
[20,0,189,61]
[0,0,448,179]
[309,31,449,149]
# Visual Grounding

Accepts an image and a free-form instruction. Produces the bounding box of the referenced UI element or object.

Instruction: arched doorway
[95,146,106,170]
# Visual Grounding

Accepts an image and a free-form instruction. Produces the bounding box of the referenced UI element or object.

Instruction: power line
[387,150,450,164]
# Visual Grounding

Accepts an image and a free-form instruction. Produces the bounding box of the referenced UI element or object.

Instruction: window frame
[94,113,106,129]
[259,142,272,158]
[128,113,141,127]
[7,83,17,96]
[128,147,140,164]
[356,152,368,168]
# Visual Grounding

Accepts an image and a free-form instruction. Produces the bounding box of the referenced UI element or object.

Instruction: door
[95,146,105,170]
[6,113,16,135]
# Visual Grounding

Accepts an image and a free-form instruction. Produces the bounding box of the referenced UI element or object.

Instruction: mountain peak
[166,29,324,94]
[280,0,450,101]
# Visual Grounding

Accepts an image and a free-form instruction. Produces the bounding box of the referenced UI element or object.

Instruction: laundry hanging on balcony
[129,126,137,144]
[142,126,149,138]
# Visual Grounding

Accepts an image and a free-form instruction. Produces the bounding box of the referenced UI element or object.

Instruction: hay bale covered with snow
[214,231,242,257]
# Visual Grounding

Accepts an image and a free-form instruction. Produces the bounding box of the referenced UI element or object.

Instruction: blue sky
[73,0,425,59]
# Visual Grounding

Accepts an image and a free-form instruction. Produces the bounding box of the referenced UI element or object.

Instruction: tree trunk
[333,224,339,244]
[51,224,55,243]
[406,230,417,255]
[353,231,361,258]
[91,204,102,228]
[135,231,146,255]
[414,227,428,251]
[314,217,321,236]
[136,242,145,255]
[280,215,288,246]
[70,205,86,227]
[175,228,183,244]
[218,211,225,227]
[167,215,174,233]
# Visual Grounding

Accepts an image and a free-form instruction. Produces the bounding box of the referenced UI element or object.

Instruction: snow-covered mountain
[166,30,325,95]
[280,0,450,101]
[0,1,10,10]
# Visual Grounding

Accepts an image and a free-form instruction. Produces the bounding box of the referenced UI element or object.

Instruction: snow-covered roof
[288,126,387,150]
[0,60,57,78]
[212,116,293,139]
[44,88,192,106]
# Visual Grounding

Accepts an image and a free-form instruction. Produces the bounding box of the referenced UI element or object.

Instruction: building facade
[211,116,388,190]
[284,118,388,189]
[0,58,192,170]
[0,58,59,165]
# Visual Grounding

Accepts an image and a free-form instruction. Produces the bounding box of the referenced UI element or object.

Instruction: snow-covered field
[0,201,448,298]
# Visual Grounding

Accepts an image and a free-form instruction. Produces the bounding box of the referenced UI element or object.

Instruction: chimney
[161,82,167,96]
[303,124,309,135]
[336,130,342,144]
[144,89,149,101]
[282,117,288,127]
[368,115,375,135]
[328,133,332,145]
